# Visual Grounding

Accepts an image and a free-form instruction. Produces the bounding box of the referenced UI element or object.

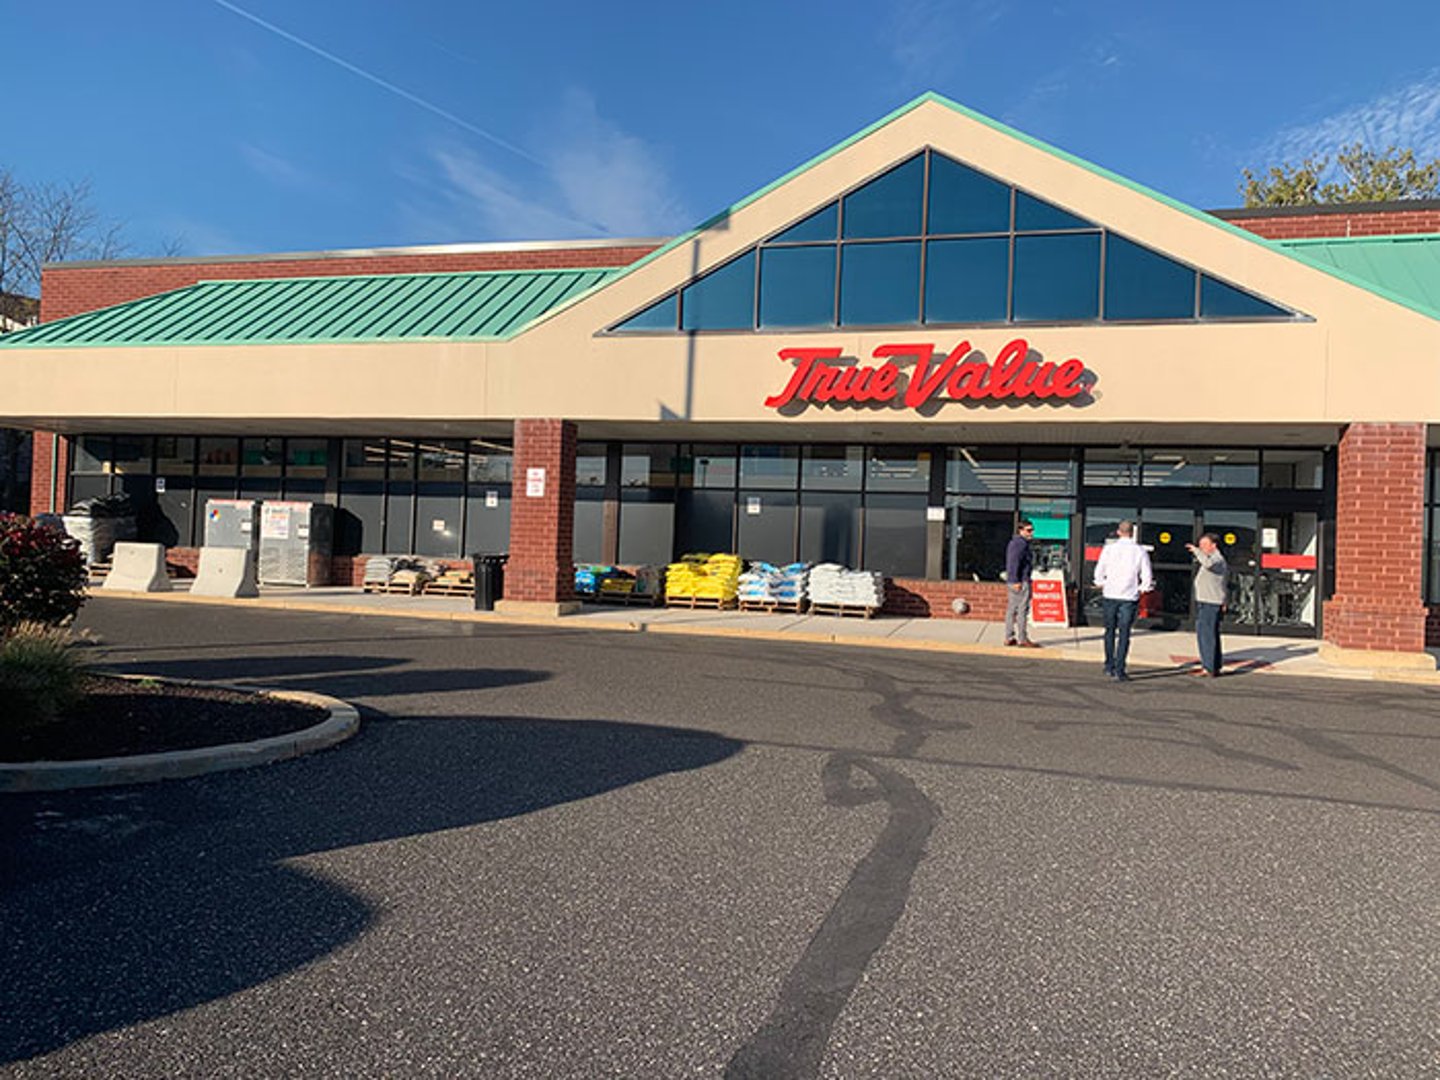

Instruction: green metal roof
[1272,233,1440,320]
[0,266,619,348]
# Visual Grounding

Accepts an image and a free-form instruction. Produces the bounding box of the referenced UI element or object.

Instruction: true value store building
[4,93,1440,666]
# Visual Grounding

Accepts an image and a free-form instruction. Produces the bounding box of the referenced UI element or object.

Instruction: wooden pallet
[738,598,808,615]
[664,594,738,610]
[595,591,662,607]
[421,581,475,598]
[363,580,424,595]
[808,602,880,619]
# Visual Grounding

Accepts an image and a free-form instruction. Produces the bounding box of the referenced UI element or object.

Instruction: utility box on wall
[258,501,334,586]
[204,498,260,550]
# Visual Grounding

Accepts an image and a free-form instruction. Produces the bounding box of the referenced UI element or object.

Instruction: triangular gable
[518,92,1440,344]
[608,147,1294,332]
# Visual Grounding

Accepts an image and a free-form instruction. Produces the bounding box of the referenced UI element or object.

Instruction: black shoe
[1103,666,1114,677]
[1112,672,1129,683]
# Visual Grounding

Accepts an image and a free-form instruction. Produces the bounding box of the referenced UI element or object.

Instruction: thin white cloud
[884,0,1011,83]
[237,142,327,192]
[1256,70,1440,164]
[403,89,691,242]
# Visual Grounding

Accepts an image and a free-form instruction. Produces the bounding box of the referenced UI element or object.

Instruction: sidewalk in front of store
[91,583,1440,686]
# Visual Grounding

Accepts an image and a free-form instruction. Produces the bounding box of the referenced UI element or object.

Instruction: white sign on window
[485,490,499,509]
[746,496,761,515]
[526,467,546,498]
[431,519,446,533]
[154,476,166,494]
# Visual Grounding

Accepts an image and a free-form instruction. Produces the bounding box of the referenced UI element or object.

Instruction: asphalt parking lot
[3,598,1439,1077]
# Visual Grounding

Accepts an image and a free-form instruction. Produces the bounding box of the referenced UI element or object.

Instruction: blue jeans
[1196,601,1223,675]
[1102,598,1138,676]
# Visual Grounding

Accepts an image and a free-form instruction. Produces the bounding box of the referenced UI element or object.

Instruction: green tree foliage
[1242,143,1440,207]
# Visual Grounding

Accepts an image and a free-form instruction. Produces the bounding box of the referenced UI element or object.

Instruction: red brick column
[28,431,69,516]
[503,419,576,605]
[1322,423,1429,655]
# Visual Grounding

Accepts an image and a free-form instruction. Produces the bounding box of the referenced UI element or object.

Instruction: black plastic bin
[471,553,508,611]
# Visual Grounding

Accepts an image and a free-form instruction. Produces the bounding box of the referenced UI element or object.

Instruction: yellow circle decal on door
[1159,531,1172,544]
[1224,532,1237,545]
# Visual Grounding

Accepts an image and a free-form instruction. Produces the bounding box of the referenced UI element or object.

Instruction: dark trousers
[1102,598,1138,676]
[1196,601,1224,675]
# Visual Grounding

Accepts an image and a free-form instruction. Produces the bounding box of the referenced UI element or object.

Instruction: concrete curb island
[0,675,360,793]
[85,587,1440,688]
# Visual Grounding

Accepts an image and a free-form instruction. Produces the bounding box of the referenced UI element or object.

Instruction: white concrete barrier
[101,542,172,593]
[190,546,259,598]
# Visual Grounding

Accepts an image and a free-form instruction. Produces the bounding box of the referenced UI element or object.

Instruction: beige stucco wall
[2,98,1437,434]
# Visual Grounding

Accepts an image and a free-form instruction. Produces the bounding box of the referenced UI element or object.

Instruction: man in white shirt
[1092,519,1154,682]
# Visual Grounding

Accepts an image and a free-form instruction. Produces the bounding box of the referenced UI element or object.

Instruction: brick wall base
[884,577,1080,624]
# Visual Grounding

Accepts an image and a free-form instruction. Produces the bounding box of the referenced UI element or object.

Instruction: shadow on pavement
[0,708,744,1065]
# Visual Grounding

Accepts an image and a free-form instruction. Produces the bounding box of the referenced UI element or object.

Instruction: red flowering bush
[0,513,88,630]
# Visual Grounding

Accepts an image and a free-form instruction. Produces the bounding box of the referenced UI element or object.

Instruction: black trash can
[471,553,508,611]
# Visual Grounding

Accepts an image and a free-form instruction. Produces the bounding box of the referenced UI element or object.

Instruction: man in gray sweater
[1185,533,1229,677]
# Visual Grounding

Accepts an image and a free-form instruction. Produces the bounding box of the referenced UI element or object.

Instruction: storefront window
[1012,233,1101,322]
[867,447,930,492]
[1425,451,1440,604]
[285,438,329,496]
[759,246,835,328]
[1019,449,1077,495]
[739,445,798,490]
[1104,235,1196,320]
[72,436,111,474]
[675,489,734,555]
[926,156,1010,235]
[947,446,1016,495]
[1142,448,1259,488]
[621,444,677,488]
[574,442,607,488]
[466,439,512,557]
[840,241,920,325]
[799,491,861,566]
[683,445,738,489]
[1261,449,1323,490]
[153,437,195,547]
[737,489,797,565]
[111,436,152,474]
[924,238,1008,324]
[802,445,864,490]
[415,441,465,557]
[240,437,283,501]
[841,154,924,239]
[1083,448,1140,487]
[336,439,384,555]
[946,494,1014,582]
[385,441,416,552]
[681,251,755,331]
[864,494,927,577]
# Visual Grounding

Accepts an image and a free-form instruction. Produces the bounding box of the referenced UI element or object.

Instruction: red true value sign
[763,338,1089,410]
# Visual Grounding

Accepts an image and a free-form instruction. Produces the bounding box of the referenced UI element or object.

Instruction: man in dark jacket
[1004,519,1039,647]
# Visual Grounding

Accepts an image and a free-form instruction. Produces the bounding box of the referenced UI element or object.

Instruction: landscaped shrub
[0,513,87,631]
[0,622,85,728]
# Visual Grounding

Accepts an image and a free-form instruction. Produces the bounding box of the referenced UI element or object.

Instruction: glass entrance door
[1257,511,1320,635]
[1138,509,1196,629]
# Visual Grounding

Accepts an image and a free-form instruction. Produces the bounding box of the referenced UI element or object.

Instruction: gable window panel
[1103,234,1197,320]
[924,237,1009,324]
[759,245,837,328]
[1200,275,1290,319]
[681,251,756,331]
[1014,191,1093,232]
[927,154,1011,235]
[841,155,925,239]
[1012,233,1101,322]
[614,293,678,332]
[769,202,839,244]
[840,241,921,326]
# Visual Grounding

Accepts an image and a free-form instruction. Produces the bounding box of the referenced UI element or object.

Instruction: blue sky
[9,1,1440,259]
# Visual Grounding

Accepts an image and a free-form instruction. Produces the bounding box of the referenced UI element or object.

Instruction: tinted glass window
[802,445,865,490]
[1019,450,1077,495]
[684,445,738,489]
[1142,449,1259,488]
[927,154,1010,234]
[619,489,675,565]
[681,251,755,331]
[924,238,1009,324]
[840,241,920,325]
[1083,449,1140,487]
[1201,275,1289,318]
[867,447,931,492]
[770,202,838,244]
[759,245,836,328]
[799,492,861,566]
[1104,234,1196,320]
[738,489,797,564]
[575,442,607,488]
[863,494,927,577]
[1015,191,1092,232]
[947,447,1016,494]
[946,495,1015,581]
[1012,233,1101,321]
[621,444,678,488]
[842,155,924,239]
[739,445,799,489]
[615,293,677,332]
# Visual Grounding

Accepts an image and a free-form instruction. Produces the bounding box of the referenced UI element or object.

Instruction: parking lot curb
[0,679,360,793]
